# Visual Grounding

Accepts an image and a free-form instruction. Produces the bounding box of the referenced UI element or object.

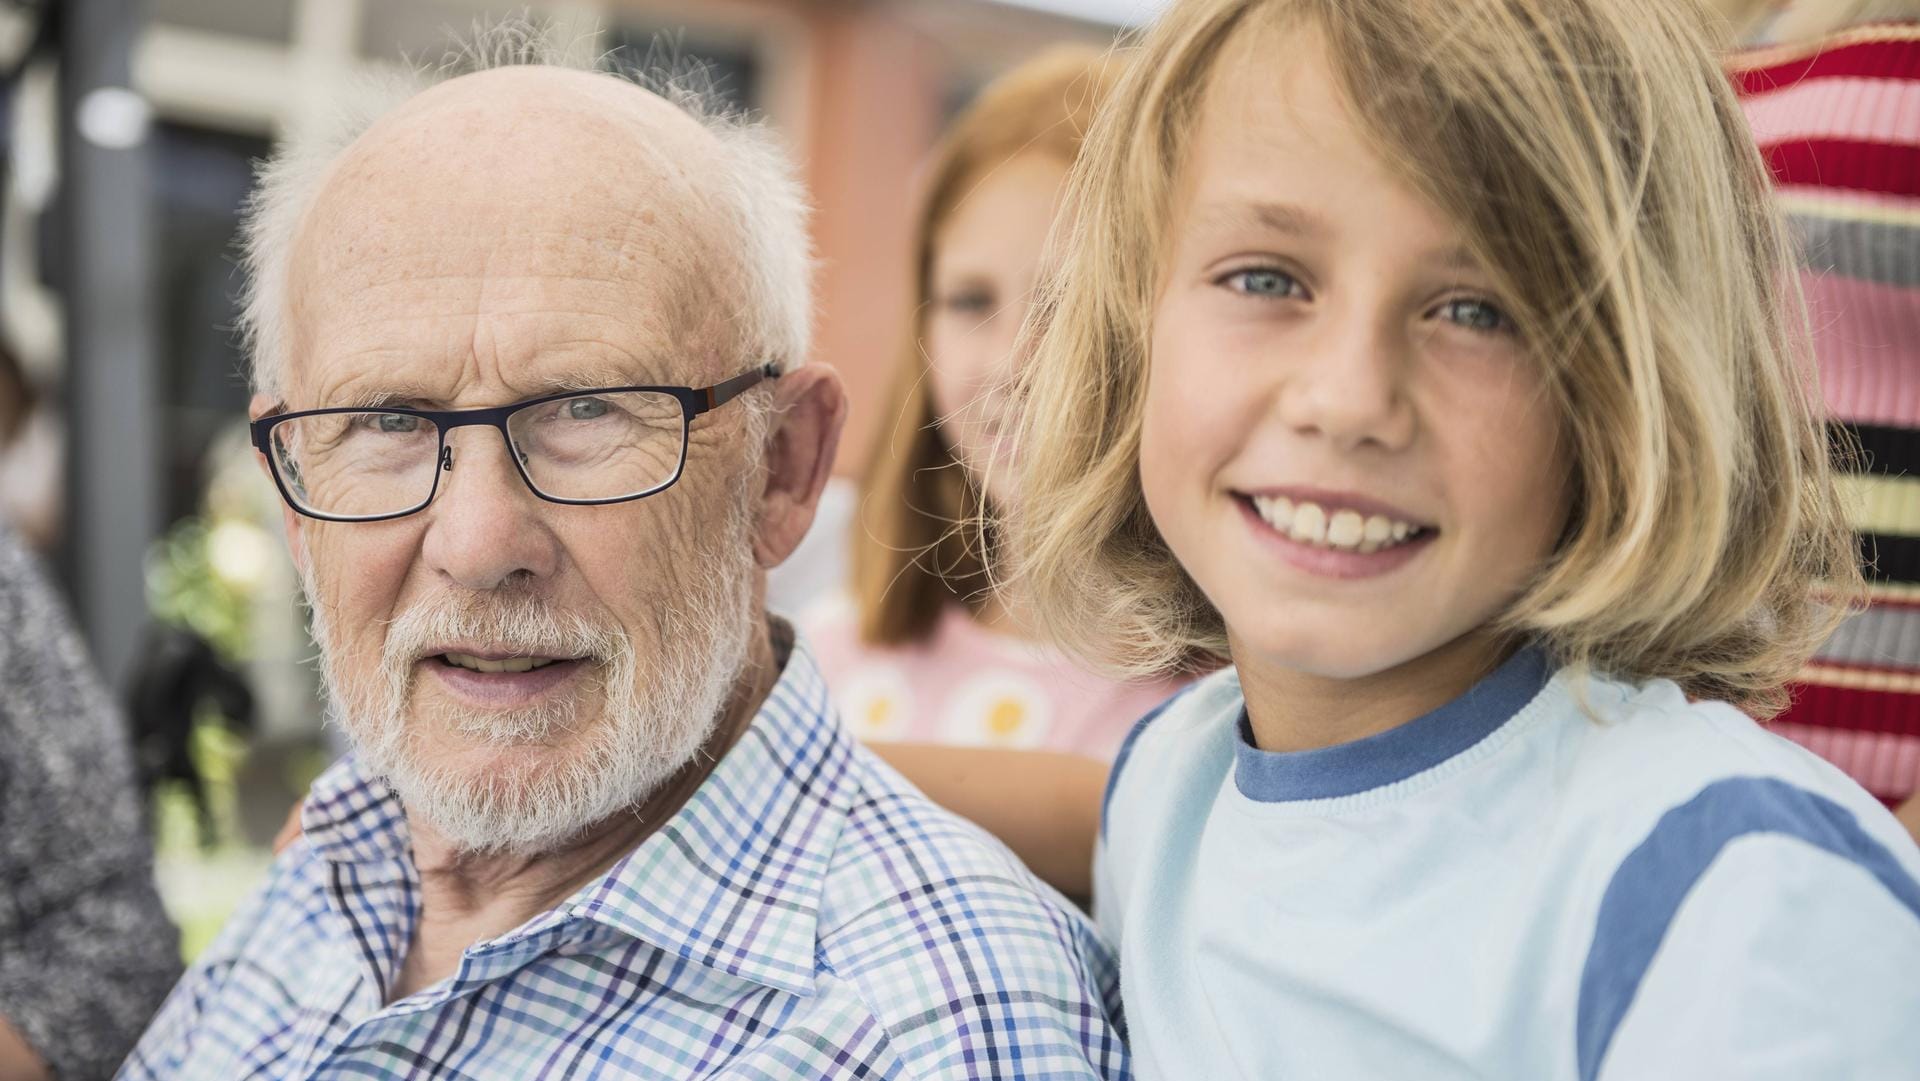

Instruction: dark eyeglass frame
[249,363,780,523]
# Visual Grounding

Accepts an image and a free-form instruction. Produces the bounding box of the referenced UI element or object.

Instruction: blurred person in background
[1721,0,1920,841]
[0,342,59,551]
[123,31,1125,1080]
[805,51,1189,894]
[0,526,180,1081]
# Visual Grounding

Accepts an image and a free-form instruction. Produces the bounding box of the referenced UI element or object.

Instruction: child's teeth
[1326,510,1364,547]
[1251,496,1424,553]
[1290,502,1327,544]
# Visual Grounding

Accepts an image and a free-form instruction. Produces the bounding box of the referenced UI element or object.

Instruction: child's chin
[1233,606,1456,679]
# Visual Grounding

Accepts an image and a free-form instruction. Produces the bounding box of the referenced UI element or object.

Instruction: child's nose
[1276,320,1416,453]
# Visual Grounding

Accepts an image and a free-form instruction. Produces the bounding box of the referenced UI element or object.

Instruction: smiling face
[272,68,766,853]
[1140,24,1570,689]
[924,152,1070,509]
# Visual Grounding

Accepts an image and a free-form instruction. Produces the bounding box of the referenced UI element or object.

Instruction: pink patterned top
[803,598,1189,761]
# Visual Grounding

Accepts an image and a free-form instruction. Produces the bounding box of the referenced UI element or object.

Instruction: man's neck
[388,618,786,1002]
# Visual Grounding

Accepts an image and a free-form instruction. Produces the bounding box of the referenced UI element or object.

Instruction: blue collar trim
[1233,646,1551,803]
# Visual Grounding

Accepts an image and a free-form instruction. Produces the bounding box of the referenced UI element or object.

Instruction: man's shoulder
[189,843,341,974]
[820,745,1102,954]
[811,747,1127,1078]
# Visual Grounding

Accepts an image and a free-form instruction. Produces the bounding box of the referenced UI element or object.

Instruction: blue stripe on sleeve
[1576,776,1920,1081]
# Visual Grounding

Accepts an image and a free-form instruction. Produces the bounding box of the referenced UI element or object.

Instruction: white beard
[306,491,759,858]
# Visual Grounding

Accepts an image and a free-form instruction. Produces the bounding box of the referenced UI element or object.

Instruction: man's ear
[752,364,847,570]
[250,392,309,576]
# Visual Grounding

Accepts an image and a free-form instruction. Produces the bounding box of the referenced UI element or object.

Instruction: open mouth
[1240,493,1436,555]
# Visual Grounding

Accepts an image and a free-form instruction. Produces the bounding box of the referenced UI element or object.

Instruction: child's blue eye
[1225,268,1305,299]
[1438,298,1516,334]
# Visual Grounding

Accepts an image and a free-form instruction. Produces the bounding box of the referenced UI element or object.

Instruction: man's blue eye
[1228,269,1301,298]
[940,290,996,316]
[1440,298,1515,334]
[376,414,422,433]
[564,397,611,421]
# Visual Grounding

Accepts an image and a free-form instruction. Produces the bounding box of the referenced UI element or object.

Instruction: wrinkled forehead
[283,68,737,407]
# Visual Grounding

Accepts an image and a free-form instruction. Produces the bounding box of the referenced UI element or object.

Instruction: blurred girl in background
[804,48,1189,884]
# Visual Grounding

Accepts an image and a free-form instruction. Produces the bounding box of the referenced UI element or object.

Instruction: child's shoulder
[1553,675,1920,1078]
[1105,668,1242,788]
[1097,669,1245,867]
[1563,672,1895,829]
[1537,673,1915,885]
[1117,665,1242,745]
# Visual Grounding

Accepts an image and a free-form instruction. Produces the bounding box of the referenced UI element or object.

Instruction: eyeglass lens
[268,390,689,518]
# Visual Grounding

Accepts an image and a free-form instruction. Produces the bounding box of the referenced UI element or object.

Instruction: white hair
[239,22,814,401]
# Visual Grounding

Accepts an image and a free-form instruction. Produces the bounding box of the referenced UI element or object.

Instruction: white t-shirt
[1098,648,1920,1080]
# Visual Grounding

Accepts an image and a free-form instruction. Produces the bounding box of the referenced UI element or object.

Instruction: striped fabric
[1733,21,1920,809]
[118,636,1129,1080]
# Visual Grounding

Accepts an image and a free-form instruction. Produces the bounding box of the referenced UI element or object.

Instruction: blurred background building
[0,0,1160,955]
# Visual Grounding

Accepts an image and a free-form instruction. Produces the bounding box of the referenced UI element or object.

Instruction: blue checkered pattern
[120,638,1128,1079]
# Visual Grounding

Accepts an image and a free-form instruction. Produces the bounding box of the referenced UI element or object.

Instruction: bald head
[306,65,729,268]
[241,41,812,404]
[284,68,739,403]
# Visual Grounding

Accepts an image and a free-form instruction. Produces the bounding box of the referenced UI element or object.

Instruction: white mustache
[381,595,628,680]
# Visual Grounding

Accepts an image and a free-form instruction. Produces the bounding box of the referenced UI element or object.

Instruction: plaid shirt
[120,636,1128,1079]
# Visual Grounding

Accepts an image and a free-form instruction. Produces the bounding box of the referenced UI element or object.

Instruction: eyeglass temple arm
[699,363,782,414]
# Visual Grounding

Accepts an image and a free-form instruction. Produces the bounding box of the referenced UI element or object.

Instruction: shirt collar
[569,634,852,995]
[303,754,411,865]
[301,624,854,998]
[1233,644,1553,803]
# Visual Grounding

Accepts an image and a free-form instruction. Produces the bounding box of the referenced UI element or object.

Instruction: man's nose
[1274,315,1417,453]
[419,428,562,591]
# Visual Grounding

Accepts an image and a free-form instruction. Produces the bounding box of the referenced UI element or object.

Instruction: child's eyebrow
[1196,200,1330,239]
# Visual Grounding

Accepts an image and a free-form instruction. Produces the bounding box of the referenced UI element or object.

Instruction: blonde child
[960,0,1920,1075]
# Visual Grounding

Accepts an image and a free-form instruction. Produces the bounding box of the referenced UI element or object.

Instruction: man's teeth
[442,652,561,674]
[1250,496,1422,553]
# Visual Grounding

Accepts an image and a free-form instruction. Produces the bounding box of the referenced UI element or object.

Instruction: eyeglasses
[249,364,778,522]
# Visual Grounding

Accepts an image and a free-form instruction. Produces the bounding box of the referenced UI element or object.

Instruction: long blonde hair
[852,46,1121,646]
[1008,0,1861,717]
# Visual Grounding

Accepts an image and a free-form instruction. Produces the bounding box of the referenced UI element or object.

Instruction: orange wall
[798,5,944,477]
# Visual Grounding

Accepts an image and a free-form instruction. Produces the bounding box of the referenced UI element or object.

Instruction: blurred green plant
[145,516,257,665]
[151,702,264,960]
[143,435,323,960]
[151,704,250,854]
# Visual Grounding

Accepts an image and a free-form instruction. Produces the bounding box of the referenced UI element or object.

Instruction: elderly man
[120,40,1126,1081]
